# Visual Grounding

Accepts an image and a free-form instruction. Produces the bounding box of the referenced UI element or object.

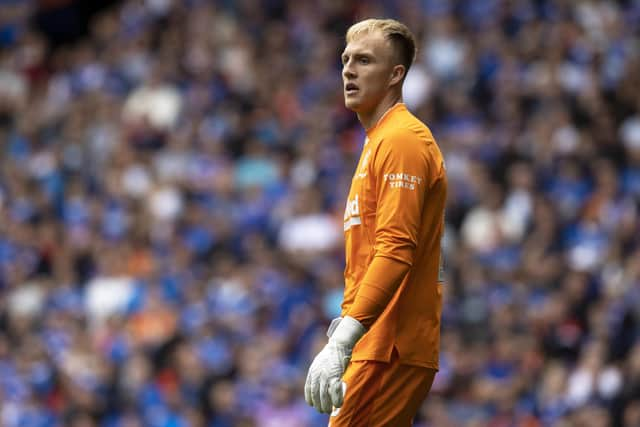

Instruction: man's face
[341,31,397,113]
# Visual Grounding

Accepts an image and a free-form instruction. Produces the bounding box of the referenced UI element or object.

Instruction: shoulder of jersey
[378,114,435,150]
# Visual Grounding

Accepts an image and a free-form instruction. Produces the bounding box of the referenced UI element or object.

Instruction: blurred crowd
[1,0,639,426]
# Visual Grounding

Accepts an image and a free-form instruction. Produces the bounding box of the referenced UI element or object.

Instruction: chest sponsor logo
[343,194,361,231]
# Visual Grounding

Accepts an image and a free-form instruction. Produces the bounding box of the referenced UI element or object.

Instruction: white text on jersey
[343,194,361,231]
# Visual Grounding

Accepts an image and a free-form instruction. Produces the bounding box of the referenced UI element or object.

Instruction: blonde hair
[345,18,417,72]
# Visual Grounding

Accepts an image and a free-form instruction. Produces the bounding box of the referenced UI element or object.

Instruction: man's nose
[342,63,356,79]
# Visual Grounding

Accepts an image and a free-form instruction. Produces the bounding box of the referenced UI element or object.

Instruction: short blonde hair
[346,18,417,72]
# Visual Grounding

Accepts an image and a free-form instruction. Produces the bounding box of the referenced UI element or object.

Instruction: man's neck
[358,92,403,131]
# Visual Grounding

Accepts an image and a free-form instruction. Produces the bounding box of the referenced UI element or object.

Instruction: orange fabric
[127,308,177,345]
[127,249,156,277]
[329,349,436,427]
[346,256,409,329]
[342,103,446,369]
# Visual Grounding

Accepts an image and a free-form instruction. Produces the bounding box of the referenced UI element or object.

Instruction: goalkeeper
[304,18,447,426]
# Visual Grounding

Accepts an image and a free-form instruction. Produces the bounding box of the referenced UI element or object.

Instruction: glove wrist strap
[329,315,366,348]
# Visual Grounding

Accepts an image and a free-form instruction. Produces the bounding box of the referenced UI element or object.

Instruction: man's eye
[359,57,369,64]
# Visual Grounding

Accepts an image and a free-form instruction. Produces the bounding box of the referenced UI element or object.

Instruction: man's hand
[304,316,366,413]
[326,317,342,338]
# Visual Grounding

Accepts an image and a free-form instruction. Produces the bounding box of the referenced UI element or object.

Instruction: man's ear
[389,64,406,86]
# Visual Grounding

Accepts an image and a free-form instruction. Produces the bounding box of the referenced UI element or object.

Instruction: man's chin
[344,99,361,112]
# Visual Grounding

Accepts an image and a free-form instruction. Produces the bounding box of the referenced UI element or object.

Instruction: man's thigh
[329,350,436,427]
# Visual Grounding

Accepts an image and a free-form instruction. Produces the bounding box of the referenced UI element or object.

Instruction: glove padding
[304,316,366,413]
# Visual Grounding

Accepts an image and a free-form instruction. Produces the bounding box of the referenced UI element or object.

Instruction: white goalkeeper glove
[326,317,342,338]
[304,316,366,413]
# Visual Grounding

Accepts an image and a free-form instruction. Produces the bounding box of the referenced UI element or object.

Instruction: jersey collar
[365,103,406,137]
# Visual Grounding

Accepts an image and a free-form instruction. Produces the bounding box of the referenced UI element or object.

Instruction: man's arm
[345,255,410,328]
[345,128,431,328]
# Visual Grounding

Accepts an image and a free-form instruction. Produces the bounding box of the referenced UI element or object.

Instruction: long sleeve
[372,128,431,265]
[346,127,432,328]
[346,255,410,328]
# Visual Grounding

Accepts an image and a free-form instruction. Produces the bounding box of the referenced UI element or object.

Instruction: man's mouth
[345,83,359,94]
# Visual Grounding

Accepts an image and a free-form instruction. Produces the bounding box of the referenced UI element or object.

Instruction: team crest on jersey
[356,149,371,179]
[343,194,361,231]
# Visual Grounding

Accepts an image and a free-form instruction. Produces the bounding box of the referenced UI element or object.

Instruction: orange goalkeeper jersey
[342,103,446,370]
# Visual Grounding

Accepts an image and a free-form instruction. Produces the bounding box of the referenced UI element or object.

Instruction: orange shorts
[328,348,436,427]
